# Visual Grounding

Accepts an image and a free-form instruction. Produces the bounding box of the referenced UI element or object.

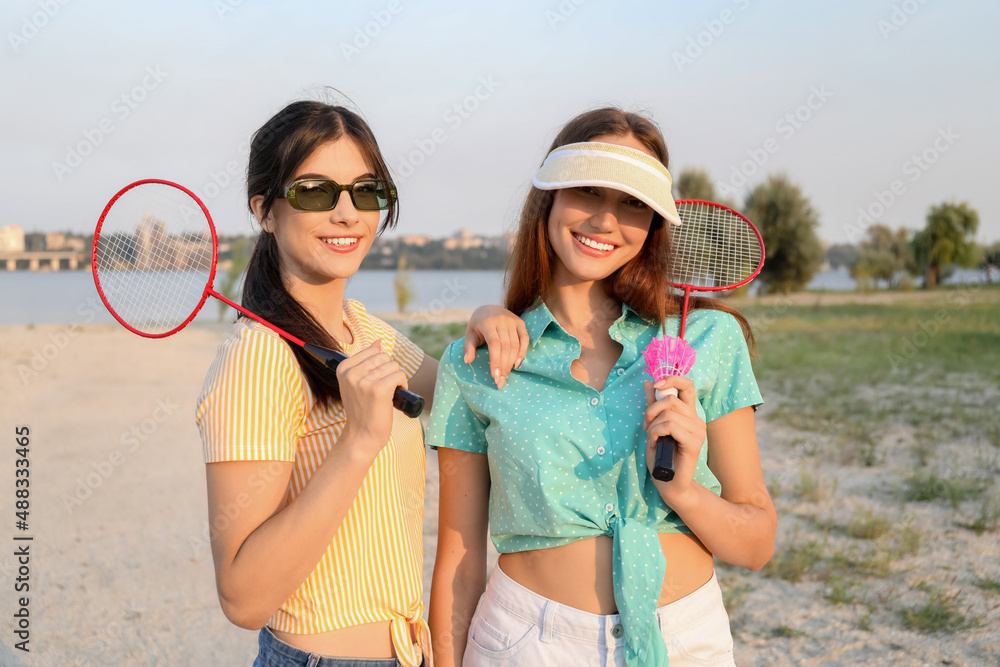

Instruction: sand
[1,311,997,665]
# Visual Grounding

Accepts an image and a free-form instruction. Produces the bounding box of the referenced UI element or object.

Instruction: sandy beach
[1,295,997,665]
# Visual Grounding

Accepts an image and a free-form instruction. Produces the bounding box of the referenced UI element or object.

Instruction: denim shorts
[253,626,417,667]
[463,564,735,666]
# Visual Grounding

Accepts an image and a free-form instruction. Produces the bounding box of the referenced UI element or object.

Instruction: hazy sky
[2,0,997,245]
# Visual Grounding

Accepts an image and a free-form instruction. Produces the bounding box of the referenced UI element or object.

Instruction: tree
[825,243,858,270]
[394,254,417,313]
[912,201,979,289]
[217,236,252,321]
[978,240,1000,284]
[742,174,824,294]
[850,224,915,289]
[675,167,717,201]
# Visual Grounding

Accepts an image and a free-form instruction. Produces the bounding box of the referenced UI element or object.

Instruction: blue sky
[2,0,997,245]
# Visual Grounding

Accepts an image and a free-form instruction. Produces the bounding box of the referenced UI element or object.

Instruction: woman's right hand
[336,340,407,455]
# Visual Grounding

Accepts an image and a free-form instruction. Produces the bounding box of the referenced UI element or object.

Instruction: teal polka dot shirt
[426,300,763,666]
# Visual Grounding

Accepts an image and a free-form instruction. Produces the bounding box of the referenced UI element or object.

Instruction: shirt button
[613,333,622,341]
[597,446,606,455]
[605,502,614,513]
[616,368,625,376]
[611,623,624,638]
[590,397,600,406]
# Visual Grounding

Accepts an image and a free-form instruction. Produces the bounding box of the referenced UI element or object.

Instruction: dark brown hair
[242,100,399,406]
[504,107,757,355]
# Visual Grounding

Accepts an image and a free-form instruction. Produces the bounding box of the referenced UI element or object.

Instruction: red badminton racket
[91,179,424,418]
[645,199,765,481]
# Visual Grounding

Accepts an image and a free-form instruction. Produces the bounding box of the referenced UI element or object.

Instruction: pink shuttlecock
[643,335,697,382]
[642,335,696,482]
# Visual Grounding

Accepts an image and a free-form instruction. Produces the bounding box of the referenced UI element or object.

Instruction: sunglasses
[281,178,396,211]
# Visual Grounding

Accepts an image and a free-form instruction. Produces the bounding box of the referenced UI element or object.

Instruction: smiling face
[252,137,380,289]
[546,133,658,287]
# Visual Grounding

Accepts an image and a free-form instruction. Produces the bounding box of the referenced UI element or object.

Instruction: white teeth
[322,237,359,246]
[573,233,614,251]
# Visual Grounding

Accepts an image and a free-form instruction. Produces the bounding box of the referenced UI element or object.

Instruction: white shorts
[463,564,735,666]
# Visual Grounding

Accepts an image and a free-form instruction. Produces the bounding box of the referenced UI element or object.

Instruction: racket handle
[652,435,677,482]
[303,344,425,418]
[651,386,678,482]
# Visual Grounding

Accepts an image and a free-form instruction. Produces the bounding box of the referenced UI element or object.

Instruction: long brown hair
[242,100,399,406]
[504,107,757,355]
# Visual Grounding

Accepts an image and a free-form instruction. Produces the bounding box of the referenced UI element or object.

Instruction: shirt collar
[522,299,652,348]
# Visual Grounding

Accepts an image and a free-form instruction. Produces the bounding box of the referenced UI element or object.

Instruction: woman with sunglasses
[195,100,526,667]
[427,108,777,666]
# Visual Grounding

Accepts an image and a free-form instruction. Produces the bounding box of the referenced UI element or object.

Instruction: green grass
[407,322,467,361]
[903,470,989,508]
[743,291,1000,449]
[823,575,859,605]
[973,577,1000,594]
[898,588,968,634]
[771,625,807,639]
[846,507,892,540]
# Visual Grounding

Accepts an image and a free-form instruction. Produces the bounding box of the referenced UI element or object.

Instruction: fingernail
[515,358,523,368]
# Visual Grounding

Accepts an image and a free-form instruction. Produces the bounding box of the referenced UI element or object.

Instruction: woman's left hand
[643,376,707,503]
[465,305,529,389]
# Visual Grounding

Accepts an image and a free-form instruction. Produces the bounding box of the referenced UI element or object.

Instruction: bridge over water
[0,250,90,271]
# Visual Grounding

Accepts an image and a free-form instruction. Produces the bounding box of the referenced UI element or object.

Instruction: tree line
[675,168,993,293]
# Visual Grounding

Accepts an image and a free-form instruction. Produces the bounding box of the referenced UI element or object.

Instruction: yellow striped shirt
[195,299,429,666]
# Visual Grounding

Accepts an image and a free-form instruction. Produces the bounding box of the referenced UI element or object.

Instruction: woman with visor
[428,107,776,666]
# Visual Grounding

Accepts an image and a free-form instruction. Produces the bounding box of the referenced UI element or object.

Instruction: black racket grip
[303,344,425,418]
[652,435,677,482]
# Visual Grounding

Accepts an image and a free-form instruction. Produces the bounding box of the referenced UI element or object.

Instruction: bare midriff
[497,532,714,614]
[271,620,402,659]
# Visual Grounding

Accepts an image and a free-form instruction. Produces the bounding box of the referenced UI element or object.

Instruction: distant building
[46,232,67,250]
[400,235,431,247]
[24,232,46,251]
[444,229,483,250]
[64,236,87,252]
[0,225,25,252]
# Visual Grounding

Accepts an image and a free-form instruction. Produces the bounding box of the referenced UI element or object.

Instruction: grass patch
[407,322,467,361]
[771,625,807,639]
[959,489,1000,535]
[746,291,1000,452]
[793,466,837,502]
[765,527,826,582]
[903,470,989,508]
[846,507,892,540]
[973,577,1000,594]
[898,588,968,634]
[823,575,859,605]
